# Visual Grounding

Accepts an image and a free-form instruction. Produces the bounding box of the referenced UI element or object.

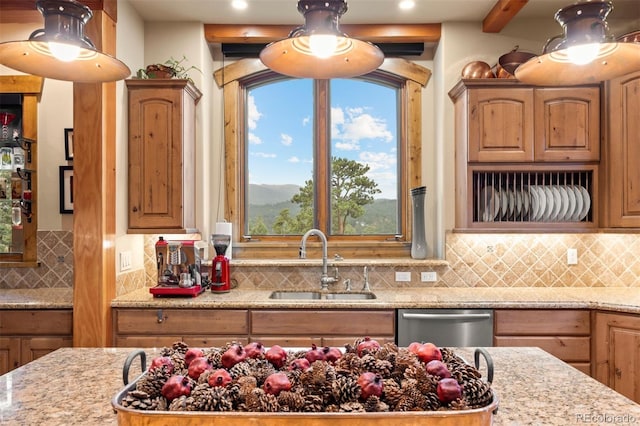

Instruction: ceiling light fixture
[399,0,416,10]
[515,0,640,86]
[259,0,384,79]
[0,0,130,83]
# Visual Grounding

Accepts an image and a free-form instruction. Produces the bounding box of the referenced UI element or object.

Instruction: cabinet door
[468,88,534,162]
[534,87,600,162]
[20,336,72,365]
[604,71,640,227]
[0,337,20,375]
[594,312,640,403]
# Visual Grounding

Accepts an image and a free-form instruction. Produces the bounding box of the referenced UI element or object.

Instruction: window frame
[0,75,42,268]
[215,58,430,259]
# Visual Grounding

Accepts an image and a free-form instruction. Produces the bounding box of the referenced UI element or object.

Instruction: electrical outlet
[395,271,411,282]
[567,248,578,265]
[120,251,132,272]
[421,271,437,282]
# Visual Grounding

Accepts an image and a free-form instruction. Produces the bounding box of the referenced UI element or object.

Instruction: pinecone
[363,395,389,412]
[335,352,361,372]
[448,360,481,383]
[302,394,324,412]
[403,364,437,394]
[171,341,189,355]
[169,351,187,373]
[121,390,159,411]
[235,375,257,402]
[135,366,171,398]
[375,342,399,361]
[277,390,306,412]
[331,375,361,404]
[204,348,223,369]
[463,378,493,408]
[245,388,280,412]
[447,398,470,411]
[372,359,393,377]
[229,361,253,380]
[168,395,189,411]
[381,380,403,409]
[359,354,377,372]
[440,347,462,363]
[423,392,442,411]
[339,401,365,412]
[246,358,277,384]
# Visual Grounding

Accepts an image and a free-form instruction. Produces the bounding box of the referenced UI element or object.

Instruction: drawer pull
[615,367,622,379]
[157,309,167,323]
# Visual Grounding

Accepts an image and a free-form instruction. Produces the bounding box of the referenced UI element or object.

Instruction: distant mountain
[249,184,301,205]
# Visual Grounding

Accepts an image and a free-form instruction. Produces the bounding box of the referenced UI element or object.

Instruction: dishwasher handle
[401,312,492,321]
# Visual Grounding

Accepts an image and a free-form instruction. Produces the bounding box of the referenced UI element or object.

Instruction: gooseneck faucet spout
[300,228,338,290]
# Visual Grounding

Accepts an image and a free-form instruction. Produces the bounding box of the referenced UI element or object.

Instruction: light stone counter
[0,288,73,309]
[1,346,638,425]
[110,286,640,314]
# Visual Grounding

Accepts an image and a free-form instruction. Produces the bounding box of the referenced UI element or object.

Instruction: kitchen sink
[268,291,376,300]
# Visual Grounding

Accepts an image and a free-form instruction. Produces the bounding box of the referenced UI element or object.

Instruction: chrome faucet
[299,229,339,290]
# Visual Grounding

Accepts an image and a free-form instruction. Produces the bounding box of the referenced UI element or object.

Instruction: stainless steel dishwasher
[397,309,494,347]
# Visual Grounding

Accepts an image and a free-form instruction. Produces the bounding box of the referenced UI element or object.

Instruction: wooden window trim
[215,58,430,259]
[0,76,42,268]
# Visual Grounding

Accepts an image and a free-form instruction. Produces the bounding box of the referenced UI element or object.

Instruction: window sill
[225,258,449,268]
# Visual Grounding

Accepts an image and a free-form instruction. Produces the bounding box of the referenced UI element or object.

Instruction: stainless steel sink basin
[268,291,376,300]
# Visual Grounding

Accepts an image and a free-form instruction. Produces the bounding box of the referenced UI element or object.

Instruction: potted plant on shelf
[136,55,201,84]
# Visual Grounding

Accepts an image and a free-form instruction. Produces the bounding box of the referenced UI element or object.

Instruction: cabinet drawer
[0,310,73,335]
[114,309,249,335]
[183,336,249,347]
[495,309,590,335]
[494,336,591,362]
[251,310,395,336]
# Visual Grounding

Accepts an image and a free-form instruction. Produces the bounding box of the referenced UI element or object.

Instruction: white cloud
[331,106,394,152]
[359,151,396,172]
[281,133,293,146]
[248,132,262,145]
[251,152,276,158]
[247,95,262,130]
[302,116,311,126]
[288,156,300,163]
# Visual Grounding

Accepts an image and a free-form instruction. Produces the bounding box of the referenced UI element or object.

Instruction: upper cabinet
[601,71,640,228]
[449,79,601,231]
[126,79,202,234]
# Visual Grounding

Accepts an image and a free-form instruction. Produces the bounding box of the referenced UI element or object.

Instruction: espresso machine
[210,234,231,293]
[151,237,204,297]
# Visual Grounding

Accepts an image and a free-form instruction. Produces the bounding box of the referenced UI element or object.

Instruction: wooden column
[72,8,117,347]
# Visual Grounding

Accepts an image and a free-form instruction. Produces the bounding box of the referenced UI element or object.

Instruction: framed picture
[64,128,74,160]
[59,165,74,214]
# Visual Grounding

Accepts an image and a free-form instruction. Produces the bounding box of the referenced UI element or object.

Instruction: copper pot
[461,61,495,79]
[498,46,537,76]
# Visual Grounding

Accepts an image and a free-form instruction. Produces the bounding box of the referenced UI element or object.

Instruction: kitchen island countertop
[1,346,639,425]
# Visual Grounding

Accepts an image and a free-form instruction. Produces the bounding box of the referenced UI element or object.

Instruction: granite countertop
[1,286,640,314]
[1,346,639,425]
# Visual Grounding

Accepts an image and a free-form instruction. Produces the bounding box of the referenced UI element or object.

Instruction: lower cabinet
[113,308,250,347]
[250,309,396,347]
[594,311,640,404]
[493,309,591,375]
[0,310,73,375]
[112,308,396,349]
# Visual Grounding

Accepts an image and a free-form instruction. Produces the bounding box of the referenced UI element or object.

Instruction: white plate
[549,187,562,221]
[578,186,591,221]
[531,186,546,221]
[480,185,499,222]
[514,189,522,218]
[556,186,570,221]
[542,187,554,221]
[499,189,509,219]
[507,189,515,219]
[562,186,576,221]
[570,186,584,221]
[520,189,530,217]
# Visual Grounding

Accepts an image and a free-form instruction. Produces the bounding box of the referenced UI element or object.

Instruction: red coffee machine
[210,234,231,293]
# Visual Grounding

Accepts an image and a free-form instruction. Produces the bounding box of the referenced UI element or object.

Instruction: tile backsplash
[2,231,639,291]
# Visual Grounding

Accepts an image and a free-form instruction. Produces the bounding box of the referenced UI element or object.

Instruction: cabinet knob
[615,367,622,379]
[132,206,138,212]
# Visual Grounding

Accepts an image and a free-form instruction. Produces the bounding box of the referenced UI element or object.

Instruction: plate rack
[463,166,598,230]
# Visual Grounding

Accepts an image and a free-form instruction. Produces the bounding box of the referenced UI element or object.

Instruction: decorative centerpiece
[113,338,497,424]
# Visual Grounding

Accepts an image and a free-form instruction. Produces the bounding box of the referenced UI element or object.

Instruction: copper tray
[112,348,499,426]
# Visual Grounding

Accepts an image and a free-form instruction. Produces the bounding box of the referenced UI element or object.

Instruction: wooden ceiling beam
[482,0,529,33]
[204,23,442,44]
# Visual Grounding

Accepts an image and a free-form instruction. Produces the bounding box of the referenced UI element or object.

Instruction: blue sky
[247,78,398,199]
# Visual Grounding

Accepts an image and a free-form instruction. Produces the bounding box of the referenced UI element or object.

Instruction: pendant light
[259,0,384,79]
[0,0,130,83]
[514,1,640,86]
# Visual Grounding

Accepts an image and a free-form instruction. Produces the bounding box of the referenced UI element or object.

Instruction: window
[216,58,430,258]
[0,76,41,267]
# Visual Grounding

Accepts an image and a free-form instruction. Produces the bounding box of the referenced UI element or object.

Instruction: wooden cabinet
[594,311,640,403]
[0,310,72,375]
[602,71,640,228]
[250,309,395,347]
[126,79,202,233]
[113,308,249,347]
[450,80,601,230]
[494,309,591,375]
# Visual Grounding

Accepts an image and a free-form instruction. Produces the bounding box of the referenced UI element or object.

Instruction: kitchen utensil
[461,61,495,79]
[498,46,537,76]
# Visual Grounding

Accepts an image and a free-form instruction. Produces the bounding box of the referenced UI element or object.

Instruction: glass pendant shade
[259,0,384,79]
[515,1,640,86]
[0,0,130,83]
